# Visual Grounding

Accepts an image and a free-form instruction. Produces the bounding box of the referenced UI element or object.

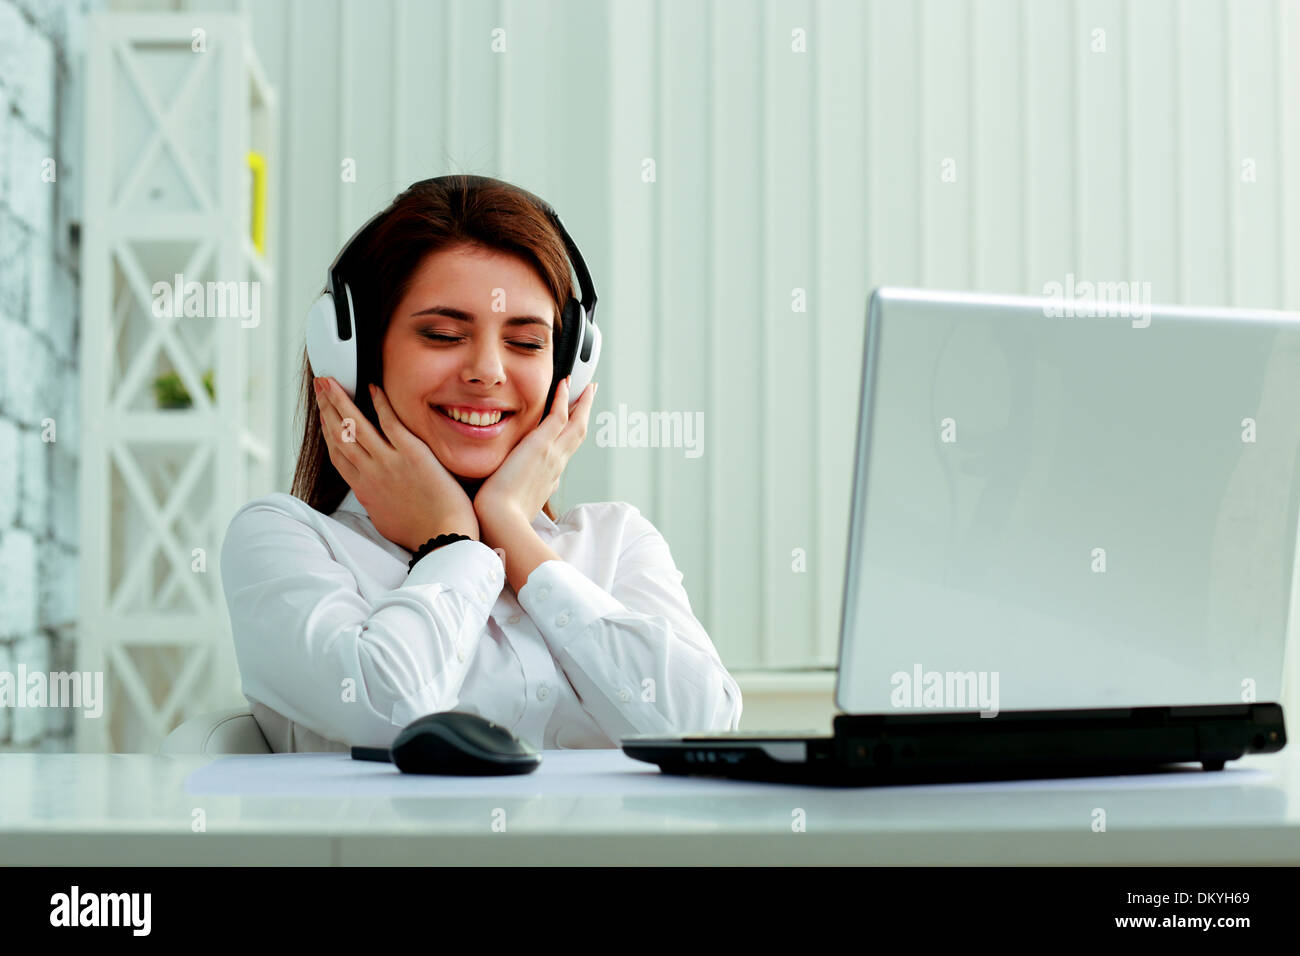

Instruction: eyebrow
[411,306,552,330]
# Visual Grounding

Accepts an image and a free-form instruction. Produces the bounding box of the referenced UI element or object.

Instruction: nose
[460,336,507,388]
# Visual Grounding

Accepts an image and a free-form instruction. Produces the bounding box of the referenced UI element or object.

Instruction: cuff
[517,559,623,655]
[405,538,505,614]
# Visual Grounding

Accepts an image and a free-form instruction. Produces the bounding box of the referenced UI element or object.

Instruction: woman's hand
[474,375,597,531]
[315,377,480,552]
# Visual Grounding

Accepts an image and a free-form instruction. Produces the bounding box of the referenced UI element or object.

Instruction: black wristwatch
[408,533,471,571]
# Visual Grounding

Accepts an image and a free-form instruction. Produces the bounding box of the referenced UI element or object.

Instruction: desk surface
[2,748,1298,865]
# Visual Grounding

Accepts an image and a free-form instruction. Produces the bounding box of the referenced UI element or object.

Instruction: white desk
[2,748,1298,865]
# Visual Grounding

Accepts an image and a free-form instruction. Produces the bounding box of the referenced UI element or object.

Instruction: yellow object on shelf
[248,150,267,256]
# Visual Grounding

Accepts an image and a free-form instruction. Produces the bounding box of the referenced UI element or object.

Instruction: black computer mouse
[389,711,541,775]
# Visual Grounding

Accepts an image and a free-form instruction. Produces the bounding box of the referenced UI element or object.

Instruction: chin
[450,462,498,480]
[440,450,504,480]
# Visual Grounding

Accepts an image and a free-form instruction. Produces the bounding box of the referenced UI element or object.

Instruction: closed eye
[421,332,544,351]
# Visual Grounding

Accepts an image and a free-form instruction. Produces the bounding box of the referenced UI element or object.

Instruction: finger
[561,381,596,447]
[317,378,380,459]
[316,380,372,463]
[316,403,361,484]
[366,383,401,451]
[324,431,361,485]
[547,375,572,432]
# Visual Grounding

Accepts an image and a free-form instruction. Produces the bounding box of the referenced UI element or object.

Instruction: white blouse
[218,489,743,752]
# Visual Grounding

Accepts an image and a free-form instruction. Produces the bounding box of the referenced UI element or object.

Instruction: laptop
[621,287,1295,785]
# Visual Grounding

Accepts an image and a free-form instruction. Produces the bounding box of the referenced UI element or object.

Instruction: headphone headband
[326,176,597,333]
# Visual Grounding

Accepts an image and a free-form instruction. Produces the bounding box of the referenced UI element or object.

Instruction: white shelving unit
[78,13,277,752]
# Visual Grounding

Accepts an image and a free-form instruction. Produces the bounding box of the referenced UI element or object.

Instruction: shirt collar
[334,489,560,534]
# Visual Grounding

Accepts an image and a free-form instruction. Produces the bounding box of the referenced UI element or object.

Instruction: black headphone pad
[542,298,582,418]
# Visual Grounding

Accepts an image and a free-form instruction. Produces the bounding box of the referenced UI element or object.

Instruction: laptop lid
[836,287,1300,715]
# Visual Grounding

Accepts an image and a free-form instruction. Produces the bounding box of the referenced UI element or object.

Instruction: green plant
[152,369,215,408]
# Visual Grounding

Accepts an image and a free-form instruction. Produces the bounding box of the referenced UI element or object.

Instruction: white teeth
[444,407,502,426]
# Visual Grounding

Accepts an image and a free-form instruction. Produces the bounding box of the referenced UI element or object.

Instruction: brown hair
[290,174,572,524]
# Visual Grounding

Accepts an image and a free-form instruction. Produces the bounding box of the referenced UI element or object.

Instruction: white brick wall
[31,336,62,435]
[0,2,55,139]
[9,631,50,744]
[37,537,77,627]
[0,417,15,529]
[0,210,24,319]
[2,319,39,425]
[0,641,11,741]
[0,526,36,637]
[36,259,76,364]
[0,0,102,751]
[0,83,9,210]
[8,116,54,238]
[50,443,77,547]
[19,427,49,536]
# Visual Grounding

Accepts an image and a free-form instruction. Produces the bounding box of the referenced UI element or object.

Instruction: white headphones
[306,176,600,419]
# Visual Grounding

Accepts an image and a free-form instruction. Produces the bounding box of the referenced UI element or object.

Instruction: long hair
[290,174,573,522]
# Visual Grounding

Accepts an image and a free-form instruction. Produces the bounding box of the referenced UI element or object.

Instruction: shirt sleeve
[516,504,742,741]
[219,500,505,748]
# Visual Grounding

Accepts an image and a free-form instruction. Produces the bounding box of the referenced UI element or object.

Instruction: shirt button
[556,612,569,627]
[619,688,631,702]
[536,587,550,601]
[476,589,486,603]
[457,649,466,662]
[507,614,521,625]
[536,684,549,701]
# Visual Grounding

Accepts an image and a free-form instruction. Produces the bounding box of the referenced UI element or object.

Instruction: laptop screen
[837,288,1300,715]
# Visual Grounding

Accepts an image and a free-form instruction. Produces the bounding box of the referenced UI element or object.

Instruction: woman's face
[379,242,556,479]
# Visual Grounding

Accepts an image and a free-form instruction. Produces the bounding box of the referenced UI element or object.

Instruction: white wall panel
[1130,0,1179,303]
[708,0,764,667]
[815,0,866,664]
[762,0,816,668]
[656,0,712,645]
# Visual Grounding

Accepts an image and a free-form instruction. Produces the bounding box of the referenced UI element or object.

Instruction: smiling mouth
[436,405,517,429]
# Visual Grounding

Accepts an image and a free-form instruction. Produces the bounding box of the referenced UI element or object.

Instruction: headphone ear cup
[553,299,582,379]
[542,299,583,418]
[566,319,599,407]
[305,285,359,398]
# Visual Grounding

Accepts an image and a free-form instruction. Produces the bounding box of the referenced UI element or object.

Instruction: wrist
[475,488,520,520]
[410,524,478,552]
[407,530,478,572]
[476,502,528,539]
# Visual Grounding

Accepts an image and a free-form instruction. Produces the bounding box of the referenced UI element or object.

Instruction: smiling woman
[292,175,576,521]
[219,174,742,755]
